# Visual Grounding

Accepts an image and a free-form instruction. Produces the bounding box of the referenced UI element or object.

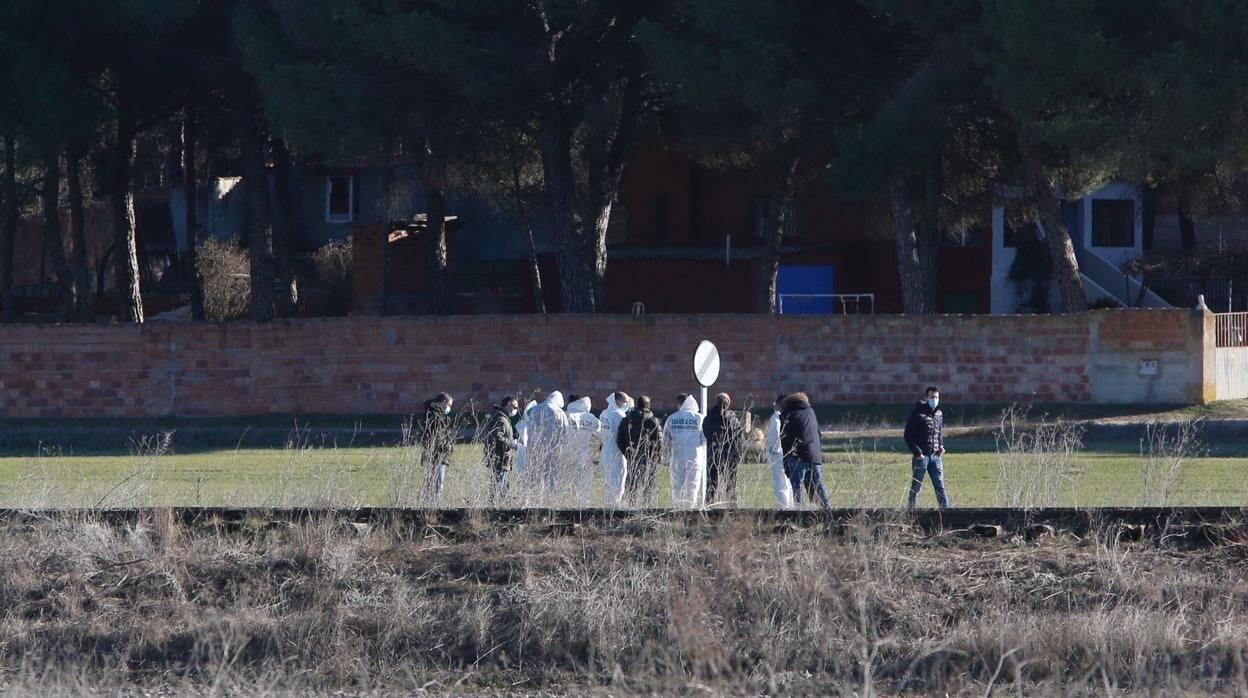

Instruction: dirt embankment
[1,511,1247,695]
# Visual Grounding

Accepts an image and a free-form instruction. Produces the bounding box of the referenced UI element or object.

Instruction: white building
[990,182,1170,313]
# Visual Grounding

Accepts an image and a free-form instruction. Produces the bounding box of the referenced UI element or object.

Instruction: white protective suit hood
[598,393,630,506]
[564,396,600,502]
[665,395,706,508]
[514,399,540,476]
[526,391,571,500]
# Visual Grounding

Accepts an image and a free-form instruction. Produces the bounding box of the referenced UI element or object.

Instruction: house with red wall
[564,141,992,314]
[352,140,997,316]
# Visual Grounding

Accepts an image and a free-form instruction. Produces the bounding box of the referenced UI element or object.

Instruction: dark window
[1092,199,1135,247]
[654,195,670,242]
[326,175,354,223]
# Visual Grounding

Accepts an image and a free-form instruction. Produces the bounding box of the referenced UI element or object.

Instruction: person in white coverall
[564,396,601,503]
[526,391,570,498]
[513,399,538,476]
[664,395,707,509]
[765,394,794,508]
[597,392,630,505]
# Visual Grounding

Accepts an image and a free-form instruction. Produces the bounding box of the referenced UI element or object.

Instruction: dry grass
[0,514,1246,695]
[1139,419,1206,507]
[993,404,1085,508]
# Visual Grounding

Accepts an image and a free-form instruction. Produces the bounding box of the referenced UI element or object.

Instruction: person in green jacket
[484,395,520,505]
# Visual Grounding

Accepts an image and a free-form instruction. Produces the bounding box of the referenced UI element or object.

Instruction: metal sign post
[693,340,720,416]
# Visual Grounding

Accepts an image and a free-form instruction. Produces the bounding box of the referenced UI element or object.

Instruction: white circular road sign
[693,340,720,388]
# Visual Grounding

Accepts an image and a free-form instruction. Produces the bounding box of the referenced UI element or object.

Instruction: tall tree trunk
[915,149,943,312]
[757,158,799,314]
[1,134,16,321]
[891,180,930,314]
[1021,156,1086,313]
[271,137,298,315]
[507,153,546,314]
[65,149,93,321]
[111,111,144,323]
[423,184,450,315]
[580,74,640,312]
[40,151,73,320]
[539,115,597,312]
[1177,194,1197,251]
[526,225,546,313]
[231,87,276,322]
[183,109,205,320]
[584,199,611,310]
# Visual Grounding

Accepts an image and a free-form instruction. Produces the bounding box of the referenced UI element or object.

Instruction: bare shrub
[308,237,353,315]
[385,415,424,508]
[1138,419,1204,506]
[197,236,250,321]
[262,432,365,509]
[839,437,901,510]
[10,444,70,510]
[93,431,173,509]
[993,404,1085,508]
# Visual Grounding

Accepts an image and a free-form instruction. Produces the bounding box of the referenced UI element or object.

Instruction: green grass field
[0,428,1244,508]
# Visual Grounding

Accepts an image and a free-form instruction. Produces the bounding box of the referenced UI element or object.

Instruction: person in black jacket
[703,392,745,505]
[617,395,664,506]
[903,386,950,509]
[780,392,830,510]
[483,396,519,505]
[420,392,455,505]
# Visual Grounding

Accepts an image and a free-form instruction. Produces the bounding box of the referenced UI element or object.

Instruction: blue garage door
[777,265,835,314]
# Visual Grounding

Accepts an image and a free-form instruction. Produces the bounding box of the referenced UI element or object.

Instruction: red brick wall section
[0,310,1200,418]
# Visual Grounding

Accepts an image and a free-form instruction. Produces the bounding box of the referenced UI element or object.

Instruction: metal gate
[1215,312,1248,400]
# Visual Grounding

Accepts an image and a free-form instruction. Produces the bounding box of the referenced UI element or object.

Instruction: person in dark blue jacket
[780,392,830,510]
[703,392,745,505]
[903,386,950,509]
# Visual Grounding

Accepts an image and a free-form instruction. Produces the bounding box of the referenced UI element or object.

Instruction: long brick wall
[0,309,1211,418]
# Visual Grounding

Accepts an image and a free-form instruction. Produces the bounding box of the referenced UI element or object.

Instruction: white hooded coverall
[514,400,538,476]
[664,395,707,509]
[525,391,570,496]
[565,396,601,504]
[597,393,629,505]
[765,409,794,508]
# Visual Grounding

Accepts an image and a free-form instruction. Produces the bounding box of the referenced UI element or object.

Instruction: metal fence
[777,293,875,315]
[1216,312,1248,348]
[1155,277,1247,313]
[1215,312,1248,400]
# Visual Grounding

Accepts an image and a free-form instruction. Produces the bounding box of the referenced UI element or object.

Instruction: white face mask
[508,408,518,418]
[443,405,451,415]
[927,397,939,410]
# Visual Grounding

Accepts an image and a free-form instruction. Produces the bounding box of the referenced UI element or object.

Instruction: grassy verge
[0,401,1243,508]
[0,430,1243,508]
[3,399,1245,453]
